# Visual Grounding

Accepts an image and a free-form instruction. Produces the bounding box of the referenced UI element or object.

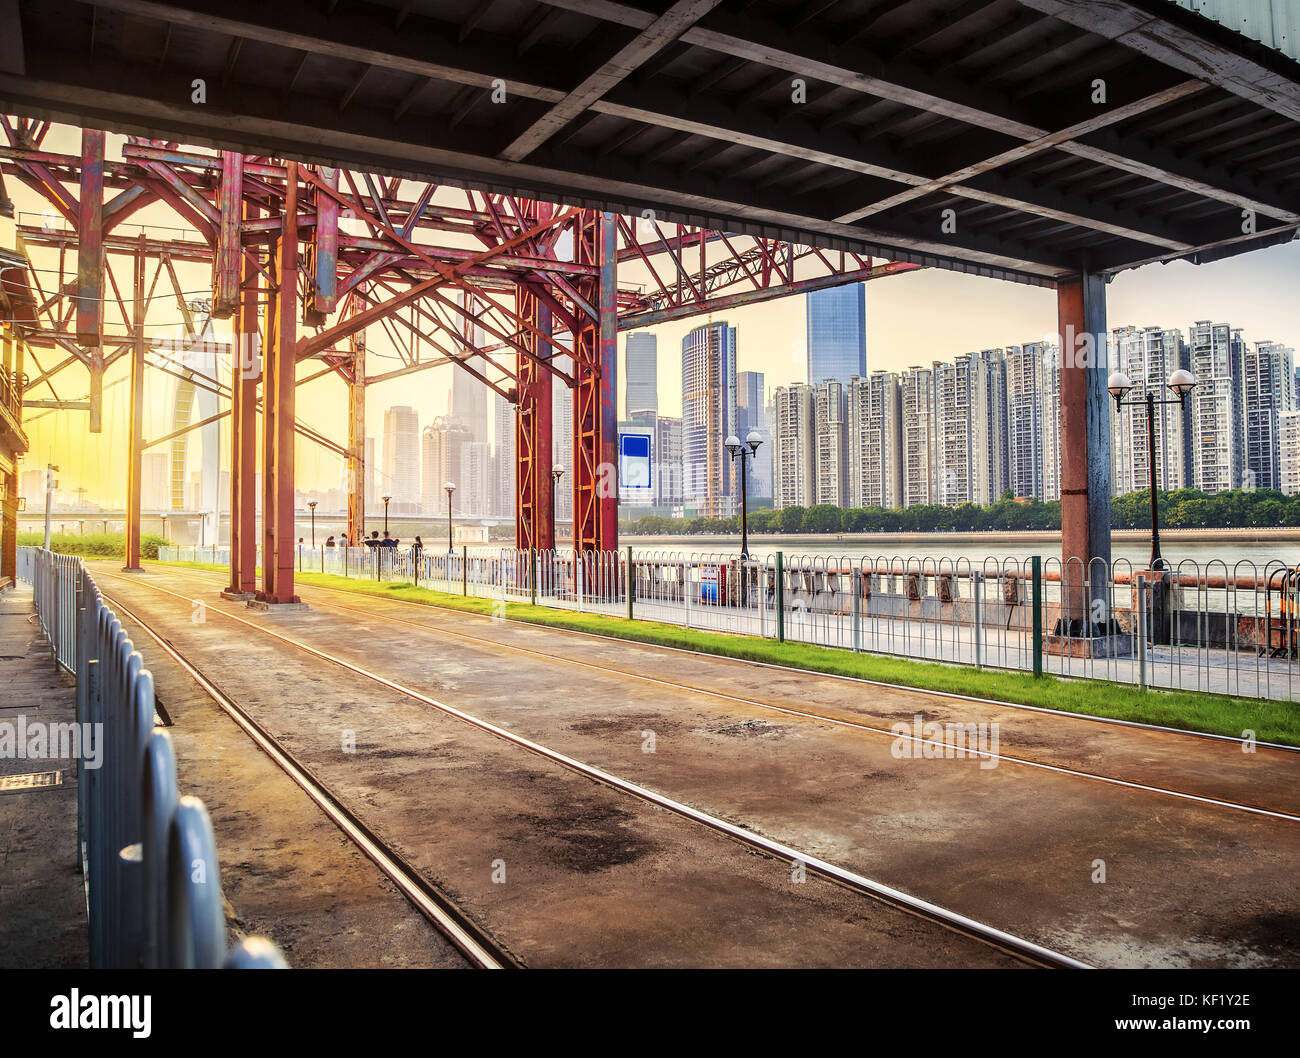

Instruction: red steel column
[212,151,243,319]
[259,163,299,603]
[229,196,259,595]
[515,281,554,551]
[78,129,105,433]
[346,329,366,544]
[572,210,618,553]
[123,235,145,570]
[1058,270,1111,628]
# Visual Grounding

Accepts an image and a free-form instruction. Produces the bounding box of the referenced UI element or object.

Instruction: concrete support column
[1058,271,1112,631]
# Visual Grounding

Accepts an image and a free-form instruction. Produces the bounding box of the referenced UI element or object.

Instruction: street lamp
[725,430,764,560]
[308,500,317,547]
[444,482,456,554]
[160,513,168,544]
[382,494,392,534]
[552,465,564,543]
[1108,367,1197,572]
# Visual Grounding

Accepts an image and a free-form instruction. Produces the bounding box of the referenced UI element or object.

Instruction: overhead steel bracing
[1,116,908,601]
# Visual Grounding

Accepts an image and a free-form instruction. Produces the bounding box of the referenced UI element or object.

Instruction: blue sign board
[619,431,652,489]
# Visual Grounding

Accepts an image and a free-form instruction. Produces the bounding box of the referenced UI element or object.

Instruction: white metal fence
[157,543,1300,702]
[17,546,287,969]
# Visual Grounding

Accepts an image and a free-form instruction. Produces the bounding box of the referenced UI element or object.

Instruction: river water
[623,534,1300,571]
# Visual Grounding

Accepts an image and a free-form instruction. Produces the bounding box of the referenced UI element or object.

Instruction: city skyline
[7,178,1299,508]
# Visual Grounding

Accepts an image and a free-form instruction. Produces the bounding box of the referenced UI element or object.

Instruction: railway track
[96,567,1092,970]
[99,587,518,970]
[136,563,1300,825]
[160,562,1300,753]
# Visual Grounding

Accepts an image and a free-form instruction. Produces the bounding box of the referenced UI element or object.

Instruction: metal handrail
[16,546,287,969]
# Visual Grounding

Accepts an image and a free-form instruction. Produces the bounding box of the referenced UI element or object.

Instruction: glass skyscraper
[625,331,658,416]
[806,284,866,386]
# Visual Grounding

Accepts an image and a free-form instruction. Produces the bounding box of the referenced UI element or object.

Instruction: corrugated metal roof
[1167,1,1299,61]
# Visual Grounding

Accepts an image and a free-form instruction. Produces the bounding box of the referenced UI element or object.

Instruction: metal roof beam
[500,0,723,162]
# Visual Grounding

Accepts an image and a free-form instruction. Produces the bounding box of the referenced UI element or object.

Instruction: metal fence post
[529,548,537,607]
[851,568,861,652]
[462,545,468,596]
[1137,573,1148,690]
[627,545,634,621]
[1031,556,1043,678]
[972,570,983,670]
[776,551,785,644]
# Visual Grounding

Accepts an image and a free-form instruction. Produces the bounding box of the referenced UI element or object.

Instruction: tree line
[621,488,1299,536]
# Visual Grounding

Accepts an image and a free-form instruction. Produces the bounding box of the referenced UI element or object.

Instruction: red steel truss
[1,117,920,599]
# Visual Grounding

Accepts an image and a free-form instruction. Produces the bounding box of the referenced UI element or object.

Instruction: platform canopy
[1,0,1297,288]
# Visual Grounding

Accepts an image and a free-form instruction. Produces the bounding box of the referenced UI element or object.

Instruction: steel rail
[264,588,1300,826]
[232,565,1298,755]
[97,569,1091,969]
[96,585,517,971]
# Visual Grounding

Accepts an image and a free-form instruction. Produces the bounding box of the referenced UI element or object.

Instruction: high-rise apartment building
[1188,321,1245,495]
[772,383,815,509]
[1278,410,1300,497]
[899,367,935,507]
[451,293,488,444]
[933,350,1007,505]
[848,371,902,509]
[813,380,848,506]
[806,283,866,386]
[492,391,515,518]
[654,415,683,509]
[625,332,658,416]
[681,321,737,516]
[420,417,471,514]
[1111,326,1192,494]
[382,405,421,512]
[1243,340,1296,491]
[458,440,492,516]
[1005,342,1060,501]
[553,370,574,522]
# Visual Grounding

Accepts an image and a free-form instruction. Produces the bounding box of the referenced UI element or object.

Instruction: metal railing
[17,546,287,969]
[156,543,1300,702]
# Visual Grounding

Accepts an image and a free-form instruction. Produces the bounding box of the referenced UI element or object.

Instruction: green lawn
[144,560,1300,746]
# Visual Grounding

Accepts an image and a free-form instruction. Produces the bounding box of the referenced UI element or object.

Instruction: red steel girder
[571,211,619,555]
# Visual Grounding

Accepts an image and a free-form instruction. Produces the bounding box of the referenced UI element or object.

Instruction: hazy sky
[6,129,1298,506]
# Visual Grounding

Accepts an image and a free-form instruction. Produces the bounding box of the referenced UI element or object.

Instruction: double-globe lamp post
[725,430,764,561]
[444,482,456,554]
[382,494,392,534]
[1106,367,1197,572]
[1108,367,1196,646]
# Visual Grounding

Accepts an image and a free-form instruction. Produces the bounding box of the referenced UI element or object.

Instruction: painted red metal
[123,234,145,571]
[1,125,925,561]
[229,197,259,596]
[259,162,300,604]
[213,151,243,319]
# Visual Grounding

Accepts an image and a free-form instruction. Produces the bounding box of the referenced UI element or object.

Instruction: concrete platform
[0,585,87,969]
